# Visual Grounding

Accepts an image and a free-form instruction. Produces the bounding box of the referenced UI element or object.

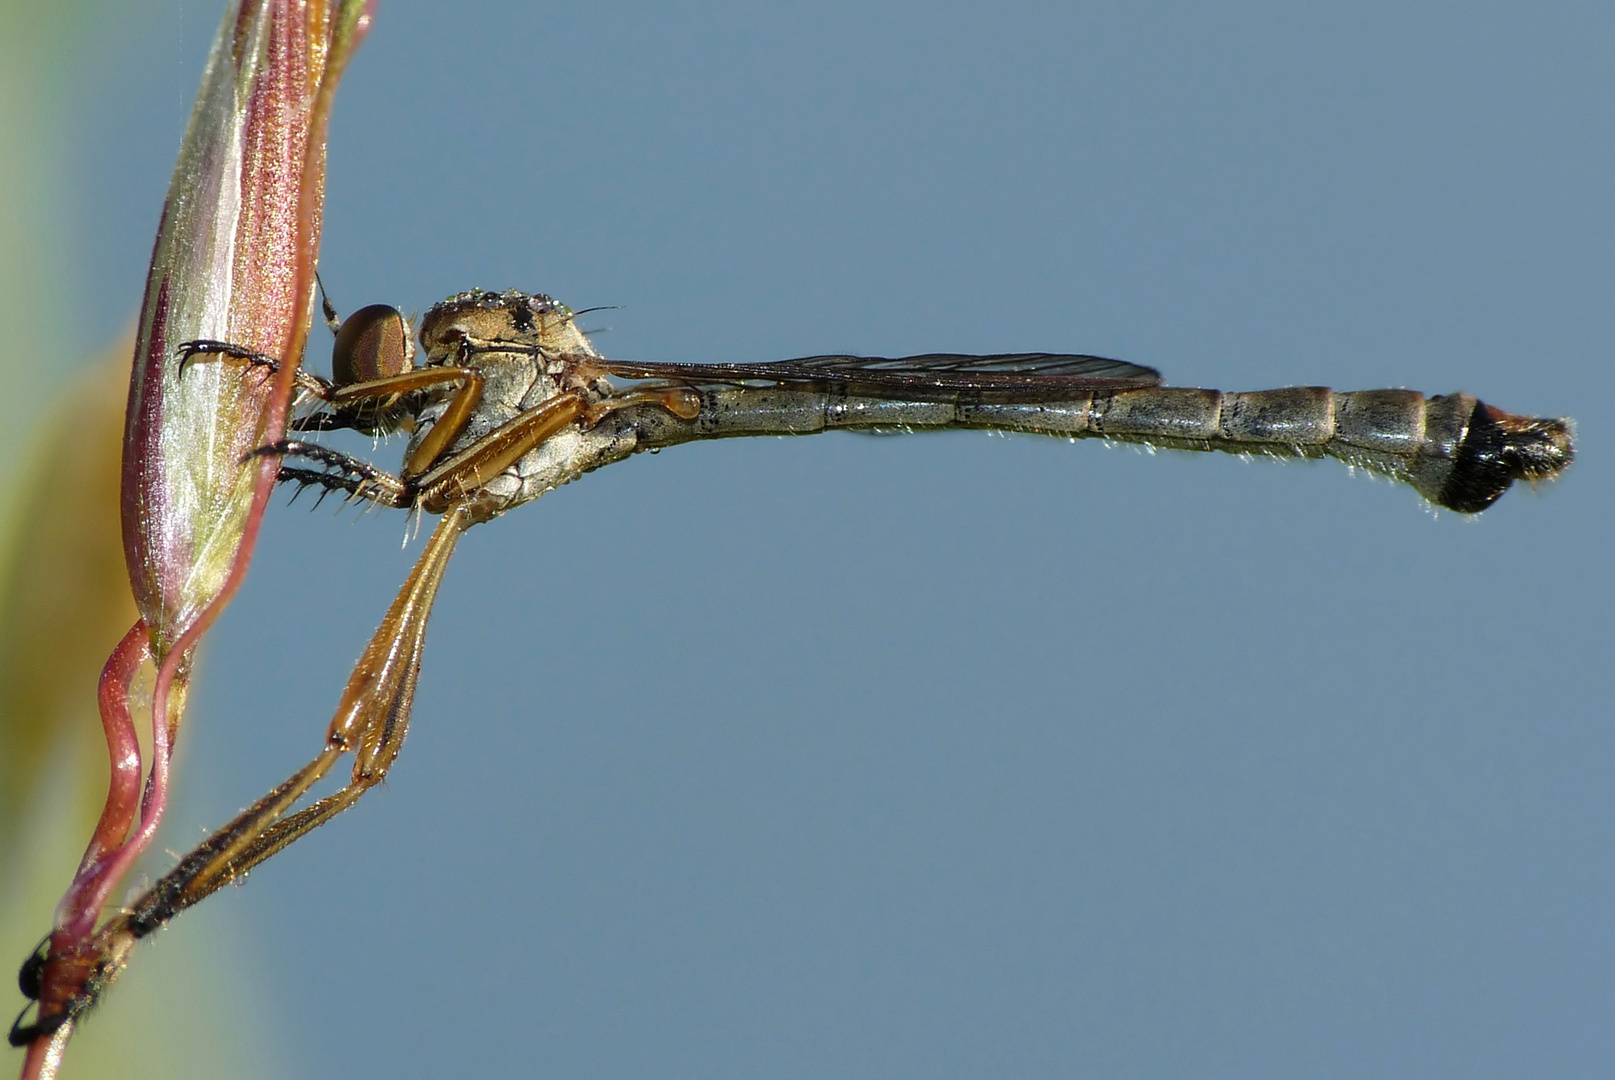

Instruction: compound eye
[332,304,414,386]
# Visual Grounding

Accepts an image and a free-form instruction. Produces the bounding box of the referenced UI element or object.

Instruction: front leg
[175,339,335,399]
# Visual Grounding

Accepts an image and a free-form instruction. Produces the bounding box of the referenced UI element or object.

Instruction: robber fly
[11,288,1573,1044]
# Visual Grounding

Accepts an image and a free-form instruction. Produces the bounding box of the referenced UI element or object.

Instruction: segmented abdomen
[653,383,1573,513]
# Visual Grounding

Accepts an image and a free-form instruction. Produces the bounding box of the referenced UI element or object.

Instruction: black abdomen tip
[1439,399,1574,513]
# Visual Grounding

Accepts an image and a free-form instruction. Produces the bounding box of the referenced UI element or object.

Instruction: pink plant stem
[77,634,176,936]
[51,622,149,940]
[22,625,147,1080]
[18,1021,70,1080]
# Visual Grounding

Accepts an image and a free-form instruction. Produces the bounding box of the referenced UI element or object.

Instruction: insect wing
[594,352,1162,398]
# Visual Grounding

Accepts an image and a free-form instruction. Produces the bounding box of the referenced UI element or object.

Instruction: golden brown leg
[122,505,472,937]
[415,392,588,513]
[584,386,703,425]
[180,335,488,455]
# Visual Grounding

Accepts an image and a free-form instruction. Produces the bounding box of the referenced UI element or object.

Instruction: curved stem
[82,635,177,935]
[51,622,148,939]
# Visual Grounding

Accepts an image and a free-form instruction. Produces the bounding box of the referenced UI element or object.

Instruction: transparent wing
[590,352,1162,397]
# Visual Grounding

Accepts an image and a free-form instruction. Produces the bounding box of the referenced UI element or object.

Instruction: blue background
[57,1,1612,1076]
